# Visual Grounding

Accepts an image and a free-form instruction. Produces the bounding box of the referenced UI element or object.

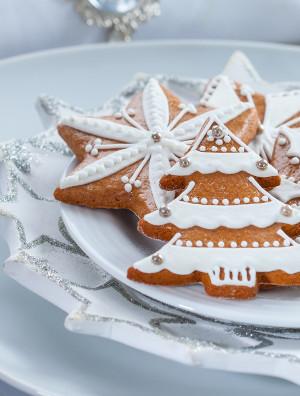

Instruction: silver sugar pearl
[281,205,293,217]
[151,132,161,143]
[151,253,164,265]
[159,206,171,217]
[256,159,268,170]
[211,125,224,139]
[179,157,191,168]
[258,123,265,134]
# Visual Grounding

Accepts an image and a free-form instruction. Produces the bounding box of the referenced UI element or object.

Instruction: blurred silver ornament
[74,0,160,41]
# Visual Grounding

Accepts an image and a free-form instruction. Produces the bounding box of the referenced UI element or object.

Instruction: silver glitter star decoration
[37,73,207,126]
[0,140,33,173]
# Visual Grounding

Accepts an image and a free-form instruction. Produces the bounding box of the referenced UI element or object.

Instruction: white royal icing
[264,91,300,129]
[222,51,271,93]
[143,78,169,132]
[172,101,253,142]
[167,151,276,178]
[60,78,252,208]
[144,178,300,229]
[167,116,278,178]
[133,231,300,287]
[149,147,174,207]
[280,126,300,158]
[271,177,300,203]
[255,91,300,159]
[61,142,148,189]
[60,116,149,143]
[199,75,241,108]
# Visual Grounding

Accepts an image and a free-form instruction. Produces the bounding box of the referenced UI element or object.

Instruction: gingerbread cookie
[54,77,259,217]
[128,116,300,299]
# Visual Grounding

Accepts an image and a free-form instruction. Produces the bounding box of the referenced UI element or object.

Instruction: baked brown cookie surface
[54,77,260,218]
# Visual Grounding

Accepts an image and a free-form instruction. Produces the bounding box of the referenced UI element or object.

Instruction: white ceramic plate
[2,40,300,395]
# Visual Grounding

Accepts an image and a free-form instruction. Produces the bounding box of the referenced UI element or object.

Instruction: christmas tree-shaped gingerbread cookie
[54,77,259,218]
[128,116,300,299]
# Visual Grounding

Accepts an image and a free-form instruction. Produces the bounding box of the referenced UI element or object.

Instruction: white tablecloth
[1,0,300,59]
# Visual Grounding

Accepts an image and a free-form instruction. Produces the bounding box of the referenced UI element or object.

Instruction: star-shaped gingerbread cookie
[54,77,260,218]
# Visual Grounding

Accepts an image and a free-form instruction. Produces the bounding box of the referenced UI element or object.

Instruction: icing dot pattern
[198,122,245,154]
[181,195,270,205]
[85,138,103,157]
[172,239,286,248]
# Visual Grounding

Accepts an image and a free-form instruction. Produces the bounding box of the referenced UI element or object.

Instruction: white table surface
[1,0,300,59]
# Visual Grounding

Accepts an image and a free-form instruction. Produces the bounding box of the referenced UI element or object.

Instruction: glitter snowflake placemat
[1,69,300,385]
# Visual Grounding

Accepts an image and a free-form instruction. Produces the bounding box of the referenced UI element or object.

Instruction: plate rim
[0,369,43,396]
[3,38,300,68]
